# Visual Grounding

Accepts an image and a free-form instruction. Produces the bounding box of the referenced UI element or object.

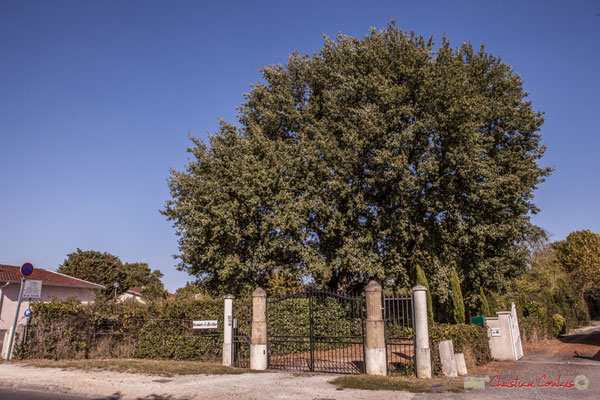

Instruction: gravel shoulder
[0,365,416,400]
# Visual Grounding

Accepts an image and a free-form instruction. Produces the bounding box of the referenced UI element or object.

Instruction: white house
[0,263,105,358]
[117,287,146,304]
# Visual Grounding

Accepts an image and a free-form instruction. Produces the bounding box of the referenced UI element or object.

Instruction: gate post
[412,285,432,378]
[250,287,268,370]
[222,294,234,366]
[365,280,387,375]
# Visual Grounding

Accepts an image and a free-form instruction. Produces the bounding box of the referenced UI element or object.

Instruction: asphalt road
[0,387,108,400]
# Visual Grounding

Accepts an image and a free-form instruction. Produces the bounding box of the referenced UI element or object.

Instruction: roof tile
[0,264,105,289]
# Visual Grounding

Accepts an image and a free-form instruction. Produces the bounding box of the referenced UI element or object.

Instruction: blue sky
[1,0,598,292]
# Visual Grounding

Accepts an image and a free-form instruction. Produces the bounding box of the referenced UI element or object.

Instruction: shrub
[429,324,491,375]
[19,297,224,361]
[552,314,566,337]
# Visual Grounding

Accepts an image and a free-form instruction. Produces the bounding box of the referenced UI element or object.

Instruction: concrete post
[455,352,468,375]
[364,280,387,375]
[222,294,234,366]
[412,285,432,378]
[250,287,267,370]
[438,340,458,377]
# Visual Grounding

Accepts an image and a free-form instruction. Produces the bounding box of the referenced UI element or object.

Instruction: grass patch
[15,359,256,377]
[329,375,465,393]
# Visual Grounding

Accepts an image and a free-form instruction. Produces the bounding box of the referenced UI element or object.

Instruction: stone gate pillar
[365,280,387,375]
[250,287,267,370]
[412,285,432,378]
[222,294,234,366]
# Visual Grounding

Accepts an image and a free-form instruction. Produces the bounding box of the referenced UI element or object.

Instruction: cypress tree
[451,270,465,324]
[480,287,491,317]
[416,265,435,326]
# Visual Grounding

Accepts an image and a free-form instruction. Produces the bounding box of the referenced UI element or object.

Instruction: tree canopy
[163,23,551,307]
[554,230,600,298]
[57,249,165,300]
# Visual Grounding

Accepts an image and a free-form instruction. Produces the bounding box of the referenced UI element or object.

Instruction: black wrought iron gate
[383,294,415,375]
[232,299,252,368]
[267,288,365,374]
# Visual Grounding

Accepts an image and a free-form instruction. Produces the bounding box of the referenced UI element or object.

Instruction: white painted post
[412,285,432,378]
[250,287,267,370]
[438,340,458,377]
[455,352,468,375]
[222,294,234,366]
[365,280,387,375]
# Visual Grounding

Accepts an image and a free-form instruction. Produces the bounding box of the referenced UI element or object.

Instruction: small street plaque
[193,320,218,329]
[23,280,43,298]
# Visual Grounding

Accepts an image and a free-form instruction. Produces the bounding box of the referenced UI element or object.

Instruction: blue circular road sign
[24,309,32,317]
[21,263,34,277]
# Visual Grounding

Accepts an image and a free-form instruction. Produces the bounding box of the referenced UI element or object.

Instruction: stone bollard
[438,340,458,377]
[455,352,468,375]
[222,294,235,366]
[412,285,432,378]
[365,280,387,375]
[250,287,268,370]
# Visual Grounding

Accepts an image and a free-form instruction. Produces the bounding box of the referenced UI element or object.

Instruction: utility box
[485,303,523,361]
[471,316,485,326]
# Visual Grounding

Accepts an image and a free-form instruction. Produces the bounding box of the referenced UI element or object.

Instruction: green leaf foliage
[429,324,492,375]
[450,270,465,324]
[554,230,600,299]
[57,249,165,300]
[162,22,551,305]
[20,297,224,361]
[479,288,491,317]
[416,265,434,325]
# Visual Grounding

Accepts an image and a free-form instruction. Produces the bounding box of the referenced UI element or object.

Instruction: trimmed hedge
[429,324,492,375]
[17,296,224,361]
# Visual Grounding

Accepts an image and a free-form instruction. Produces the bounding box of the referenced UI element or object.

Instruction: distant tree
[479,287,491,317]
[122,262,165,301]
[416,265,435,325]
[163,23,551,301]
[450,270,465,324]
[57,249,164,299]
[554,230,600,299]
[175,281,205,301]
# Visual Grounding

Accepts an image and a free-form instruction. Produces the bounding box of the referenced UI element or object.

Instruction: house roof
[126,287,142,296]
[0,264,105,290]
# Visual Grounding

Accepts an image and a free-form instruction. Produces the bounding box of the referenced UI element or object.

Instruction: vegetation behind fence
[16,296,224,361]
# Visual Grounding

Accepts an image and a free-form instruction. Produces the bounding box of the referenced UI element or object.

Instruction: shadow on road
[105,393,187,400]
[574,349,600,361]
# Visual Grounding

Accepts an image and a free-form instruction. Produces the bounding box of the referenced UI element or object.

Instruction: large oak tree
[163,24,551,308]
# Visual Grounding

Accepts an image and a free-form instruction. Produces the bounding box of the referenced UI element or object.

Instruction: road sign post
[5,277,25,360]
[5,263,35,360]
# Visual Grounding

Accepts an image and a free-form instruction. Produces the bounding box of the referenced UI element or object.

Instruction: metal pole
[5,278,25,360]
[309,287,314,372]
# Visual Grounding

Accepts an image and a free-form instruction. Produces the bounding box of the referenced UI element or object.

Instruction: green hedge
[17,297,224,361]
[429,324,492,375]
